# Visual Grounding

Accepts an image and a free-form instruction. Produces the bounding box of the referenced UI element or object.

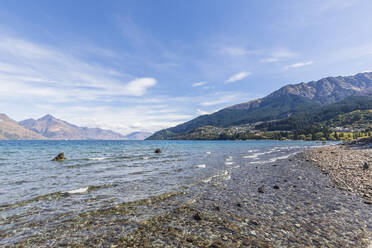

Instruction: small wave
[195,164,206,168]
[225,161,234,165]
[206,151,212,155]
[0,183,117,211]
[89,157,106,161]
[225,156,233,161]
[202,170,230,183]
[242,154,258,159]
[65,187,89,194]
[243,150,276,159]
[250,152,298,164]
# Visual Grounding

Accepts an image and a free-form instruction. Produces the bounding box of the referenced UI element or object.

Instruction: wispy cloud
[226,71,251,83]
[192,81,207,87]
[261,48,297,63]
[286,61,313,68]
[223,47,260,56]
[0,36,158,102]
[200,94,240,106]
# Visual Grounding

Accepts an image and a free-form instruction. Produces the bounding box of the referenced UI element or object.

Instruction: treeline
[255,96,372,139]
[215,130,372,141]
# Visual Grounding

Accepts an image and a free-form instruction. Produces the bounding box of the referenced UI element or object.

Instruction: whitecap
[206,151,212,155]
[225,161,234,165]
[196,164,206,168]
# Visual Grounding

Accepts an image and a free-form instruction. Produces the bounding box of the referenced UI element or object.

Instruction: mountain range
[148,72,372,140]
[0,114,151,140]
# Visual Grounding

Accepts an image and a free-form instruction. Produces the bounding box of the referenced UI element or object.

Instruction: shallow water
[0,140,328,245]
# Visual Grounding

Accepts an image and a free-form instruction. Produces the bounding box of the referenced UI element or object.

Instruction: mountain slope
[19,115,127,140]
[256,96,372,132]
[0,114,46,140]
[166,96,372,141]
[124,131,152,140]
[148,72,372,140]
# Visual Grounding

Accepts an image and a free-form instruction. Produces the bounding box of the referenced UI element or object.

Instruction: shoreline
[7,144,372,247]
[303,139,372,203]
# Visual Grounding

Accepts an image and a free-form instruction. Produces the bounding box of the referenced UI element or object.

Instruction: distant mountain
[19,115,127,140]
[148,72,372,140]
[0,114,45,140]
[124,131,152,140]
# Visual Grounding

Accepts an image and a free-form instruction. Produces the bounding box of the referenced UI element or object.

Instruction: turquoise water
[0,140,323,245]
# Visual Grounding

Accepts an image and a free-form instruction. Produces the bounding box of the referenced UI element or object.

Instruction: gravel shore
[9,145,371,247]
[304,139,372,204]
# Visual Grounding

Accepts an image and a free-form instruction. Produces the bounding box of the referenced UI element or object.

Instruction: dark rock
[364,200,372,205]
[154,148,162,154]
[52,152,65,161]
[249,220,260,226]
[273,185,280,190]
[214,206,220,211]
[272,164,277,167]
[363,162,369,170]
[236,203,242,207]
[208,240,224,248]
[186,237,194,243]
[258,186,265,193]
[193,212,202,221]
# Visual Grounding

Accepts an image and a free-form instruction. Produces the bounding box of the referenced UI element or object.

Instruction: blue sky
[1,0,372,134]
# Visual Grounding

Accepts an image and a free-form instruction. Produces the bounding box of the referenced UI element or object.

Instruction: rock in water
[154,148,162,154]
[52,152,65,161]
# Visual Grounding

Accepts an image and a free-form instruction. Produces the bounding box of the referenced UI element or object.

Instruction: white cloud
[192,81,207,87]
[287,61,313,68]
[123,78,157,96]
[226,71,251,83]
[196,109,210,115]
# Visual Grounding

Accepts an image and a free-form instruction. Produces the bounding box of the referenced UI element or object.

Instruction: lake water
[0,140,323,245]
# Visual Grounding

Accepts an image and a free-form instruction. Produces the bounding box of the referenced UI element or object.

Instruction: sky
[1,0,372,134]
